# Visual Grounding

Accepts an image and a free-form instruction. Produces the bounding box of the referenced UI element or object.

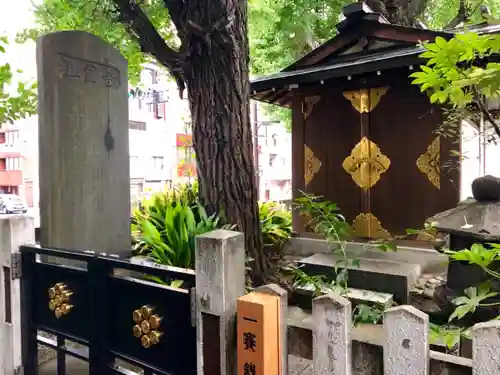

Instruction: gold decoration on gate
[342,137,390,189]
[303,96,321,119]
[48,282,73,319]
[305,145,322,186]
[416,136,440,189]
[132,305,163,349]
[342,87,390,113]
[352,213,390,239]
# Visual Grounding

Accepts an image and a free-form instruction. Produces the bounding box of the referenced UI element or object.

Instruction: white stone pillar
[0,216,35,374]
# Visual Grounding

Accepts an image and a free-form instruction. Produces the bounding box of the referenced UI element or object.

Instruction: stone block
[294,284,393,311]
[297,253,421,303]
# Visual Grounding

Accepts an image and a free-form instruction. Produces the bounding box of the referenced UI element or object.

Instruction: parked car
[0,194,28,214]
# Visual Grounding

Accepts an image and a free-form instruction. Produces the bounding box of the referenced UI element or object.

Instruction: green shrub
[132,191,228,269]
[132,183,293,272]
[259,201,292,251]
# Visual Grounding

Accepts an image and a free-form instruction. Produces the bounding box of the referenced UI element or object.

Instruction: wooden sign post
[237,291,281,375]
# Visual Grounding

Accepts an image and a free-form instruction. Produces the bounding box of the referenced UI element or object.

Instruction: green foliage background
[0,36,37,125]
[15,0,500,130]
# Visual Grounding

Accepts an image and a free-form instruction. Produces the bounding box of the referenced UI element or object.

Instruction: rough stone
[471,175,500,202]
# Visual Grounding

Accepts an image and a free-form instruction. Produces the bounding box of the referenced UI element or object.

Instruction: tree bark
[365,0,429,26]
[112,0,266,284]
[182,0,265,284]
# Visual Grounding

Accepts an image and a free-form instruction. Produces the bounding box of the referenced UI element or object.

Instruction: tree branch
[164,0,188,48]
[111,0,186,97]
[473,89,500,139]
[444,0,469,29]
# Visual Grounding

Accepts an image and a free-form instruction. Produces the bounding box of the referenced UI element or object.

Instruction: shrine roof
[250,2,500,107]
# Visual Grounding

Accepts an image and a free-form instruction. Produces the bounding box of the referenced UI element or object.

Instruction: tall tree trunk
[113,0,268,284]
[184,0,266,284]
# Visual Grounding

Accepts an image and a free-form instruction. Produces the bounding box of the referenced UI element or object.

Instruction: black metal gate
[20,245,197,375]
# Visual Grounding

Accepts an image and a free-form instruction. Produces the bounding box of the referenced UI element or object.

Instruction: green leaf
[449,282,499,322]
[449,304,472,322]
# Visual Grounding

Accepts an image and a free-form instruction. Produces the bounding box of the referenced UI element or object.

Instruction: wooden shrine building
[250,2,500,239]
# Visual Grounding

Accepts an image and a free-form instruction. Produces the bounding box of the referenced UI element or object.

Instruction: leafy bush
[0,36,38,124]
[163,180,198,206]
[444,243,500,322]
[132,191,228,269]
[259,201,292,251]
[133,184,293,282]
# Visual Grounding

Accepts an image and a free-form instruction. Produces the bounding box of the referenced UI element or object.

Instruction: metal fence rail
[20,244,196,375]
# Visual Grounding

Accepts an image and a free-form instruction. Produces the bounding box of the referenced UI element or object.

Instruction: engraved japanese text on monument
[58,53,121,88]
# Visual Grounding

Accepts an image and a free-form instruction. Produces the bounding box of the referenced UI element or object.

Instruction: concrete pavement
[39,355,313,375]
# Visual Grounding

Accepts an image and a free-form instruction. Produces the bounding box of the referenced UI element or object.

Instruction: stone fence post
[0,216,35,375]
[195,229,246,375]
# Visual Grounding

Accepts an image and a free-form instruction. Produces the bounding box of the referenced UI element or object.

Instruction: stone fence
[285,298,494,375]
[1,216,498,375]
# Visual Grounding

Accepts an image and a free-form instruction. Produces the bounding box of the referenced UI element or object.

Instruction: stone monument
[36,31,131,255]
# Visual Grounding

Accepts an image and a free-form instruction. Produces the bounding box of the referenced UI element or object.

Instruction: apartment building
[251,101,292,201]
[0,118,38,206]
[127,63,195,202]
[0,65,195,215]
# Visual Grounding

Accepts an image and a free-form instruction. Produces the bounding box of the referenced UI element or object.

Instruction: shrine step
[294,284,394,311]
[297,253,421,304]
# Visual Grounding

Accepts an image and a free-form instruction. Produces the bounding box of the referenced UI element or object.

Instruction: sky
[0,0,37,79]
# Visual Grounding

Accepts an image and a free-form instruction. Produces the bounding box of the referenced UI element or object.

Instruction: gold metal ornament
[133,309,143,324]
[149,330,163,345]
[141,305,154,319]
[304,145,322,186]
[343,87,390,113]
[141,335,152,349]
[352,213,390,239]
[133,305,163,348]
[133,325,142,338]
[416,136,440,189]
[141,320,151,334]
[48,283,73,319]
[149,315,162,330]
[342,137,390,189]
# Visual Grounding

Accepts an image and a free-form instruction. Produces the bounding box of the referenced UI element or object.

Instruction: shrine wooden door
[300,82,459,239]
[367,83,459,236]
[301,87,363,232]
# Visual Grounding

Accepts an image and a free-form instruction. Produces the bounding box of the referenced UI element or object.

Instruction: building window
[142,68,158,85]
[6,157,21,171]
[2,130,19,147]
[129,121,147,131]
[151,156,164,170]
